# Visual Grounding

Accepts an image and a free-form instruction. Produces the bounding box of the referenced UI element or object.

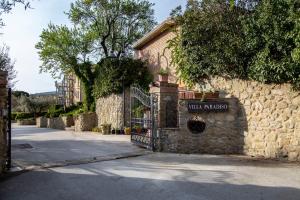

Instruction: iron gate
[130,86,158,151]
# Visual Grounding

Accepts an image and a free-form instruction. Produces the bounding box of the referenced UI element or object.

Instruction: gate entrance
[130,86,158,151]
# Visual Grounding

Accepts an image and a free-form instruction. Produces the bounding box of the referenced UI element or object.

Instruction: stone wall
[75,112,97,132]
[0,71,7,174]
[17,119,36,126]
[208,77,300,161]
[36,117,47,128]
[47,117,65,130]
[159,98,243,154]
[96,90,130,129]
[62,116,74,127]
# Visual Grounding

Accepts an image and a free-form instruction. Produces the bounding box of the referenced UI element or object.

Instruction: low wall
[17,119,36,126]
[96,90,130,129]
[36,117,47,128]
[62,116,74,127]
[209,77,300,161]
[47,118,65,130]
[75,112,97,132]
[160,98,243,154]
[0,71,7,174]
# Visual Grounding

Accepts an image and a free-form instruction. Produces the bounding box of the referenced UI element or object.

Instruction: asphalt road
[1,125,300,200]
[10,125,146,169]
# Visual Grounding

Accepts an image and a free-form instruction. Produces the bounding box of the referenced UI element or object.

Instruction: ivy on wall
[169,0,300,89]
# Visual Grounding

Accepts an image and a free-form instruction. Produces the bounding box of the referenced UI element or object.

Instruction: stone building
[55,73,84,107]
[132,19,300,161]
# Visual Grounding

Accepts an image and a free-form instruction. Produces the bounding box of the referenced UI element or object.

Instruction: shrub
[15,112,34,120]
[11,112,18,120]
[170,0,300,89]
[93,58,153,98]
[92,127,102,133]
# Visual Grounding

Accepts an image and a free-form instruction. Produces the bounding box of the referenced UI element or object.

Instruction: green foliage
[158,68,169,76]
[11,112,17,120]
[170,0,255,87]
[170,0,300,89]
[0,0,31,27]
[46,105,64,118]
[243,0,300,89]
[92,127,102,133]
[93,58,153,98]
[15,112,34,120]
[60,104,84,117]
[36,0,156,111]
[132,105,144,118]
[0,45,16,87]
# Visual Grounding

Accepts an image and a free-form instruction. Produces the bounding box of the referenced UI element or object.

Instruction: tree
[36,0,156,111]
[169,0,257,87]
[93,58,153,98]
[0,0,31,27]
[0,45,16,87]
[169,0,300,89]
[243,0,300,89]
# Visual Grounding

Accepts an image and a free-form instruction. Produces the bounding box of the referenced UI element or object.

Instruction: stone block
[75,112,97,132]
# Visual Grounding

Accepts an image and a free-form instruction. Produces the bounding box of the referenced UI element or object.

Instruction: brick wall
[0,71,7,174]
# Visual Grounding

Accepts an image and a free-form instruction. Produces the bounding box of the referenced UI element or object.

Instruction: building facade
[56,73,83,107]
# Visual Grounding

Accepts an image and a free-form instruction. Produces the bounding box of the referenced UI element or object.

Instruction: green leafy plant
[15,112,34,120]
[169,0,300,89]
[36,0,156,111]
[158,68,169,76]
[92,127,102,133]
[93,58,153,98]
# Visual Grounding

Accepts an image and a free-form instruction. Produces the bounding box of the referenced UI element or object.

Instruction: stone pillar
[150,82,179,128]
[0,71,7,174]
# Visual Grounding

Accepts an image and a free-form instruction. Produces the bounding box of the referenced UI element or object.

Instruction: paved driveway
[11,125,147,169]
[1,153,300,200]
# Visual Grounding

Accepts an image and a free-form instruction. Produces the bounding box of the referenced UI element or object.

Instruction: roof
[133,18,176,50]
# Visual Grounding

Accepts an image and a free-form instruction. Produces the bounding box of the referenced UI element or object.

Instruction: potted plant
[133,125,142,134]
[158,68,169,82]
[101,123,111,135]
[193,83,219,100]
[124,127,131,135]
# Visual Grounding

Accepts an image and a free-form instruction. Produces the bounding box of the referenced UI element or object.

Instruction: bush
[15,112,34,120]
[11,112,18,120]
[93,58,153,98]
[242,0,300,89]
[46,105,64,118]
[170,0,300,89]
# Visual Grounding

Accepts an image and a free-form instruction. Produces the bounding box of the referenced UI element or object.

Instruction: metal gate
[6,88,12,169]
[130,86,158,151]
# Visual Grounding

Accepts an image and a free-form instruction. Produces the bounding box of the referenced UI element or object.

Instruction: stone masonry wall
[160,98,243,154]
[96,89,130,129]
[209,77,300,161]
[0,71,7,174]
[75,112,97,132]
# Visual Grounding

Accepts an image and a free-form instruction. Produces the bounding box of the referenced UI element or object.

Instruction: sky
[0,0,186,94]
